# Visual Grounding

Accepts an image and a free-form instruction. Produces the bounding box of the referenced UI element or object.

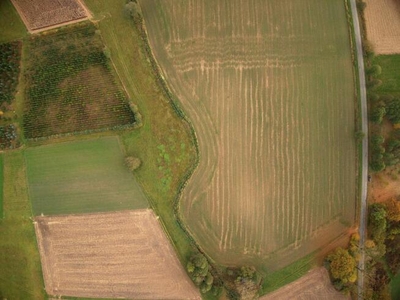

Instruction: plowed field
[140,0,356,269]
[11,0,88,31]
[34,210,200,299]
[364,0,400,54]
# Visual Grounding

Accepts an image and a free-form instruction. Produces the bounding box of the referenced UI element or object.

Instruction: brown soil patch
[260,267,349,300]
[368,166,400,203]
[10,0,89,32]
[34,209,200,299]
[364,0,400,54]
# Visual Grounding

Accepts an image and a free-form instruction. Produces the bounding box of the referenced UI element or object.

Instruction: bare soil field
[34,209,200,299]
[140,0,356,270]
[10,0,88,32]
[260,267,349,300]
[364,0,400,54]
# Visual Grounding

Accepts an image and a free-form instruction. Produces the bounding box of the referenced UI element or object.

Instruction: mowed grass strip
[25,136,148,215]
[0,0,27,43]
[0,151,45,299]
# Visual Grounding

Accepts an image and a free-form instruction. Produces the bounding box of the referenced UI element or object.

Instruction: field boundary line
[133,14,203,252]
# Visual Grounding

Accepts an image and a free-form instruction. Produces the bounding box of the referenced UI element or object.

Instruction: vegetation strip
[0,151,45,299]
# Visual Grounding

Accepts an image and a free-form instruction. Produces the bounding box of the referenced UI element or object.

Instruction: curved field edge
[139,0,357,272]
[82,0,199,266]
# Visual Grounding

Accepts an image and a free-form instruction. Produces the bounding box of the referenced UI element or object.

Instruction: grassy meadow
[140,0,357,271]
[373,54,400,97]
[83,0,198,262]
[25,136,148,215]
[0,151,45,299]
[0,0,27,43]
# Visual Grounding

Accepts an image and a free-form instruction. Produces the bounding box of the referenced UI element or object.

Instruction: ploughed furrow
[140,0,356,268]
[34,210,200,299]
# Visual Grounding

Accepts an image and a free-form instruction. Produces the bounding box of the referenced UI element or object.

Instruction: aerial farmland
[139,0,356,271]
[0,0,367,299]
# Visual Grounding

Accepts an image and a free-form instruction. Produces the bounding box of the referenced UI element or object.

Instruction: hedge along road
[349,0,368,299]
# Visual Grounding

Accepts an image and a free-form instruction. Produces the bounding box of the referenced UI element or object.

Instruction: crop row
[0,42,21,108]
[24,24,135,139]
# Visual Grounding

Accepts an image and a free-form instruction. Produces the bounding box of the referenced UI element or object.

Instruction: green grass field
[0,151,45,299]
[25,136,148,215]
[391,271,400,300]
[83,0,198,262]
[374,54,400,97]
[140,0,356,271]
[0,0,27,43]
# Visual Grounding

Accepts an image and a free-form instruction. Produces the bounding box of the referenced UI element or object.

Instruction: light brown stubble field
[364,0,400,54]
[34,209,200,299]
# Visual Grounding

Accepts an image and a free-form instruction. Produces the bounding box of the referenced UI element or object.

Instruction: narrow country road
[348,1,368,299]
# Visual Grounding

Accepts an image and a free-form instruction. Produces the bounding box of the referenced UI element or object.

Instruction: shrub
[326,247,357,286]
[386,98,400,124]
[125,156,141,171]
[187,253,214,294]
[369,105,386,124]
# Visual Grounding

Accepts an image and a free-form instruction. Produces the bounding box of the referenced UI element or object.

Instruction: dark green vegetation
[0,0,27,43]
[364,199,400,299]
[23,23,135,139]
[367,55,400,172]
[25,136,148,215]
[391,271,400,300]
[0,42,21,149]
[0,42,21,110]
[83,0,197,267]
[187,253,215,294]
[0,151,45,299]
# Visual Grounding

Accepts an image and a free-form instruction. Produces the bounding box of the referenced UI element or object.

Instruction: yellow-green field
[140,0,357,270]
[25,136,148,215]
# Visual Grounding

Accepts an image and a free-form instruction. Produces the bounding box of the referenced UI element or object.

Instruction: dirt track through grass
[140,0,356,270]
[25,136,148,215]
[35,209,200,299]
